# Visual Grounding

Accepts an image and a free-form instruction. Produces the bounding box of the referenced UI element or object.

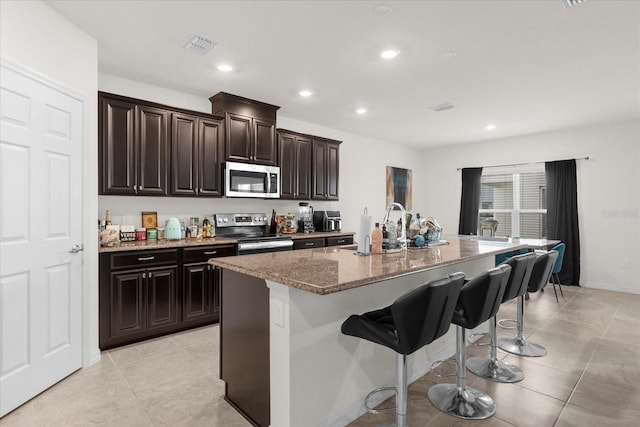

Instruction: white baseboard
[582,281,640,295]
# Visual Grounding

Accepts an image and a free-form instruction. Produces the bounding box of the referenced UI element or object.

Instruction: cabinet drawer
[110,249,178,270]
[326,236,354,247]
[183,244,236,262]
[293,238,326,250]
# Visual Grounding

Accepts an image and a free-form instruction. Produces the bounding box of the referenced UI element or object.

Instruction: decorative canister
[147,228,158,240]
[157,227,165,240]
[136,228,147,241]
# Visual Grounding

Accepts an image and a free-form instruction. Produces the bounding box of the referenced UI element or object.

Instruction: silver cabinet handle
[148,272,152,278]
[305,242,314,246]
[138,256,155,261]
[142,272,146,279]
[68,244,84,254]
[204,251,217,255]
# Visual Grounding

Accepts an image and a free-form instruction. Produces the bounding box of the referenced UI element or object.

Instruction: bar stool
[428,264,511,420]
[341,272,465,427]
[497,250,558,357]
[467,252,536,382]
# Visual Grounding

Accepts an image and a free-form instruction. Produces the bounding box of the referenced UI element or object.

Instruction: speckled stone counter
[209,235,526,295]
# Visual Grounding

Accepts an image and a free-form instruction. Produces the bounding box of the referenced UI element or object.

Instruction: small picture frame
[142,211,158,229]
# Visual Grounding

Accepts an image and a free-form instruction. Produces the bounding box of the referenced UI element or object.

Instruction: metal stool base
[428,383,496,419]
[466,356,524,383]
[497,336,547,357]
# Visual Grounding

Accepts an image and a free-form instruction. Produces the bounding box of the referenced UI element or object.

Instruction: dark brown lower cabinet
[99,244,234,350]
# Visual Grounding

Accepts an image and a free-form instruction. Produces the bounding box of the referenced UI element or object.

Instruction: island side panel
[220,269,270,427]
[284,257,492,426]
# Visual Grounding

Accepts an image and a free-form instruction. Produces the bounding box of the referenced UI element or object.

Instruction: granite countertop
[98,231,355,253]
[209,236,527,295]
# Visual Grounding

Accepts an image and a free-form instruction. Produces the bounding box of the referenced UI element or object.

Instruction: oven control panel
[214,213,268,227]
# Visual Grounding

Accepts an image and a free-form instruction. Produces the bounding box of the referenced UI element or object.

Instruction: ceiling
[47,0,639,149]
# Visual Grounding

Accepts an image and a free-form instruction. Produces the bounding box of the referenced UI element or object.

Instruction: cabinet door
[296,136,312,200]
[170,113,198,195]
[110,270,145,338]
[326,235,353,246]
[226,113,252,162]
[253,118,277,165]
[278,132,296,199]
[198,117,223,196]
[137,105,168,195]
[326,142,340,200]
[312,140,328,199]
[183,263,211,321]
[212,267,221,319]
[100,96,136,195]
[146,266,179,329]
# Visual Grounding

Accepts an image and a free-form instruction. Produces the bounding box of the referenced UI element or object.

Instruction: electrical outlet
[622,259,630,269]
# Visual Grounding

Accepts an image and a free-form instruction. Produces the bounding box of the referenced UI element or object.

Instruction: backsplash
[98,195,341,229]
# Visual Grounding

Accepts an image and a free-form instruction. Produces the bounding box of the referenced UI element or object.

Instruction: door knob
[68,244,84,254]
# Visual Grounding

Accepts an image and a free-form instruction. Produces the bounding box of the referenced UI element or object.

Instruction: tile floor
[1,285,639,426]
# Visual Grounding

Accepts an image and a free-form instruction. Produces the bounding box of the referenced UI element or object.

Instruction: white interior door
[0,62,84,417]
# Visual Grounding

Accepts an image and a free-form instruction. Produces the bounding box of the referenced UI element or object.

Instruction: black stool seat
[467,252,536,382]
[428,264,511,420]
[498,250,558,357]
[341,272,465,427]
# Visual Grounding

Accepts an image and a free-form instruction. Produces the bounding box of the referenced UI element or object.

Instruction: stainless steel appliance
[224,161,280,198]
[313,210,342,232]
[214,213,293,255]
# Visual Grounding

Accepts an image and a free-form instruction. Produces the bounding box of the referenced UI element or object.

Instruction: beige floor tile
[107,333,183,365]
[426,412,517,427]
[557,402,640,427]
[170,324,219,347]
[502,354,581,401]
[0,401,35,426]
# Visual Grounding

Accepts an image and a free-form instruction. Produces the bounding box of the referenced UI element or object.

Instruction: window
[479,165,547,238]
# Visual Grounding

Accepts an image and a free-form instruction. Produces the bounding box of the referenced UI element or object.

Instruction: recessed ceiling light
[299,89,313,97]
[217,64,233,72]
[380,49,400,59]
[356,108,368,114]
[431,102,454,112]
[486,124,497,130]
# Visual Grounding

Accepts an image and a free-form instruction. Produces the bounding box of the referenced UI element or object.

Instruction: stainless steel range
[214,213,293,255]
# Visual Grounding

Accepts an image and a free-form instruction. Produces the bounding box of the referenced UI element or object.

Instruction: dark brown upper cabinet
[99,93,168,195]
[209,92,280,166]
[277,129,312,200]
[170,113,223,196]
[312,137,341,200]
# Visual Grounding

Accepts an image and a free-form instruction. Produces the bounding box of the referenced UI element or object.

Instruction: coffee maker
[298,202,315,233]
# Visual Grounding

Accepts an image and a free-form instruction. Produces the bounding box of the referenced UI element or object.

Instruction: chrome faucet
[383,202,407,249]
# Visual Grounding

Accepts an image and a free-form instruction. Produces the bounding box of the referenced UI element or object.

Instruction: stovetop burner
[214,213,293,254]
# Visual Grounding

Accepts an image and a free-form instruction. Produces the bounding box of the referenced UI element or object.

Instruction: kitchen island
[209,236,528,427]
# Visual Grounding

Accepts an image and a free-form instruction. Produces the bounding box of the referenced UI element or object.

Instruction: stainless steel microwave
[224,161,280,198]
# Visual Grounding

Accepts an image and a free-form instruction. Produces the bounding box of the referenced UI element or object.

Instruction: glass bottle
[382,224,389,250]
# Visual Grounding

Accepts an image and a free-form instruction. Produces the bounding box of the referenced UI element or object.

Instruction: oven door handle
[237,239,293,252]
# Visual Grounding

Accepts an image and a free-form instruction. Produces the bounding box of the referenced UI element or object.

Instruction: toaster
[164,217,182,240]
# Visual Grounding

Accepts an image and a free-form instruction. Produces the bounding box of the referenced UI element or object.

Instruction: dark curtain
[458,167,483,235]
[546,160,580,285]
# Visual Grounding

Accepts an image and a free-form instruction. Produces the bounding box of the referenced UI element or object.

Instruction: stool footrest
[497,318,517,330]
[365,386,397,414]
[430,358,456,378]
[467,332,491,346]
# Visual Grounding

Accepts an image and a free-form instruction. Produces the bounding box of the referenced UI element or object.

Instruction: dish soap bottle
[371,223,383,253]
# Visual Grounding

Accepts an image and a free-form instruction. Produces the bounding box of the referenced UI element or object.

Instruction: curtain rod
[456,156,589,171]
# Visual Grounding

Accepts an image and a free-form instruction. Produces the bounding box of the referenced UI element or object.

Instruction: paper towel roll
[357,209,372,255]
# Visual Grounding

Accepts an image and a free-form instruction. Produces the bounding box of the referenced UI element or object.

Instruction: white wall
[98,74,428,233]
[0,0,100,363]
[423,121,640,294]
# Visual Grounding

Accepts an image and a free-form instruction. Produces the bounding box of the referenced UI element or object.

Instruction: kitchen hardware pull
[337,240,345,244]
[207,266,211,271]
[204,251,217,255]
[142,272,146,278]
[138,256,155,261]
[305,242,314,246]
[148,272,152,278]
[68,244,84,254]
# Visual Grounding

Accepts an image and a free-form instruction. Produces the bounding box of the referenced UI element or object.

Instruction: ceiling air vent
[431,102,454,112]
[183,35,217,56]
[562,0,586,8]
